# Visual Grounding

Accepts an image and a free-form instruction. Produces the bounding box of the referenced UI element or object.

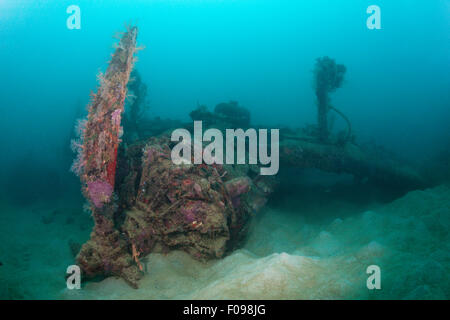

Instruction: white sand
[60,184,450,300]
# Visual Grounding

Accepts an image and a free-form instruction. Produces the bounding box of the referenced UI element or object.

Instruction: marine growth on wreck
[70,26,432,290]
[0,1,449,303]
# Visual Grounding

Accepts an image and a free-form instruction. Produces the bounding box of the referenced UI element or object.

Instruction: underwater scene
[0,0,449,301]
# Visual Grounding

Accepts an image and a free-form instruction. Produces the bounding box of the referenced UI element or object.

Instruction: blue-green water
[0,0,449,299]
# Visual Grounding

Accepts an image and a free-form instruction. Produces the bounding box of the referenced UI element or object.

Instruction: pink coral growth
[75,119,87,137]
[70,149,85,176]
[70,139,85,176]
[87,179,114,208]
[147,146,156,163]
[111,109,122,127]
[225,177,251,209]
[146,146,163,163]
[70,118,87,177]
[181,201,206,223]
[225,177,250,198]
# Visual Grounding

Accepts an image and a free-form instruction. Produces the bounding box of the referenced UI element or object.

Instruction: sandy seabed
[1,185,449,299]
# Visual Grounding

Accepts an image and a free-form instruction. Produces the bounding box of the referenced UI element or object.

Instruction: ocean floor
[1,183,449,299]
[0,197,92,299]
